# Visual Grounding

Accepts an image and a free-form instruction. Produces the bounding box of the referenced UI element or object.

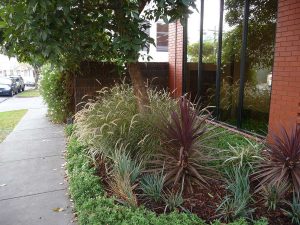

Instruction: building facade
[168,0,300,136]
[0,55,36,85]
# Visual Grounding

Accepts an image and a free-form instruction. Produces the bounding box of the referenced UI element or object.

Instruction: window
[156,23,168,52]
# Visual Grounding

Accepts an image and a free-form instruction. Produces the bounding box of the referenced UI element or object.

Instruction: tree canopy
[0,0,196,68]
[223,0,277,69]
[187,40,216,63]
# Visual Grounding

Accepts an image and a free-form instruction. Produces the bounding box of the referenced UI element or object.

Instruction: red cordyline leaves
[255,125,300,192]
[151,96,217,192]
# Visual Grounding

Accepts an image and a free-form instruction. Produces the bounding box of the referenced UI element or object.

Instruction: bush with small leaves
[39,64,72,123]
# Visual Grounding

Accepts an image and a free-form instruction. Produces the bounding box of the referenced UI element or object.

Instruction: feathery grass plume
[74,83,177,162]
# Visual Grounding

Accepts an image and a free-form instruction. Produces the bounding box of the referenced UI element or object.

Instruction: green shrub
[65,124,75,137]
[40,64,72,123]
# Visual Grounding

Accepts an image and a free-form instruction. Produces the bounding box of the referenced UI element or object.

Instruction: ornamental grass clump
[150,96,218,192]
[217,167,254,222]
[74,83,177,162]
[222,138,263,170]
[108,148,142,207]
[282,193,300,225]
[261,183,288,211]
[140,172,165,203]
[255,125,300,193]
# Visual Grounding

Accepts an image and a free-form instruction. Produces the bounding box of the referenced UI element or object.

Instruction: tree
[223,0,277,69]
[187,40,217,63]
[0,0,196,112]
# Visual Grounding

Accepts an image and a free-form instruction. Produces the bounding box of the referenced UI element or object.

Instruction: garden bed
[65,84,298,225]
[66,134,267,225]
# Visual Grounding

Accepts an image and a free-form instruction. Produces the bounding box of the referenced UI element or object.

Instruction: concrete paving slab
[0,190,74,225]
[4,127,64,142]
[0,138,65,162]
[0,155,67,200]
[0,97,74,224]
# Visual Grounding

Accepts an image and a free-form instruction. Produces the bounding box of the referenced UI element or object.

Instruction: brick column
[168,21,184,97]
[268,0,300,134]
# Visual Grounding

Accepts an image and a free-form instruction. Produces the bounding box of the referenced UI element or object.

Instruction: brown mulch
[94,163,291,224]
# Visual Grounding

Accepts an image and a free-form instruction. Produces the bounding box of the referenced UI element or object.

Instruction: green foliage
[67,135,267,225]
[261,183,288,211]
[67,136,202,224]
[109,149,141,206]
[223,0,277,69]
[222,138,263,170]
[217,168,253,222]
[65,124,74,137]
[188,41,216,63]
[39,64,72,123]
[208,80,271,115]
[163,190,184,212]
[0,109,28,143]
[0,0,196,67]
[74,83,177,160]
[282,193,300,225]
[140,173,165,202]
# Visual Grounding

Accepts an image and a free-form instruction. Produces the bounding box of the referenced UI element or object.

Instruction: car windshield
[0,78,12,85]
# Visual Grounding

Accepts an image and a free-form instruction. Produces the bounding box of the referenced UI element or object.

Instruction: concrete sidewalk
[0,103,74,224]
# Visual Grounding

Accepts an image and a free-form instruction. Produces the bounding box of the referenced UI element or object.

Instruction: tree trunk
[128,62,150,113]
[33,66,40,89]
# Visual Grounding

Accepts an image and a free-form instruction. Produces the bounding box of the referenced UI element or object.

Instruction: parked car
[10,76,25,92]
[0,77,18,96]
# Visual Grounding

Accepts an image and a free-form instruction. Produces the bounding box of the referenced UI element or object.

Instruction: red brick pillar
[169,21,183,97]
[268,0,300,134]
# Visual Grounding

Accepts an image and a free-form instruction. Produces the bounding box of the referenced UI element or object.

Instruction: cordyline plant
[150,96,218,193]
[255,125,300,193]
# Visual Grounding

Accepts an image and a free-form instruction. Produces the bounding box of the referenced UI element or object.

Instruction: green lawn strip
[17,89,40,97]
[66,133,267,225]
[0,109,28,142]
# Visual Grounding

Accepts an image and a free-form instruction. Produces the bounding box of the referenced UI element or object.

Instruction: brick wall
[268,0,300,134]
[73,61,169,112]
[169,21,184,97]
